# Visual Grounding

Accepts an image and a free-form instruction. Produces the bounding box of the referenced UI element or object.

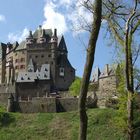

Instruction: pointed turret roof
[27,31,33,38]
[58,36,68,53]
[92,67,101,82]
[27,58,34,72]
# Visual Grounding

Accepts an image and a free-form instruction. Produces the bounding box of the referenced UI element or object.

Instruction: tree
[102,0,140,139]
[78,0,102,140]
[69,77,81,96]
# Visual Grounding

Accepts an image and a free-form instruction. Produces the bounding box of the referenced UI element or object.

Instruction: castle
[0,25,75,103]
[0,24,137,112]
[91,64,119,108]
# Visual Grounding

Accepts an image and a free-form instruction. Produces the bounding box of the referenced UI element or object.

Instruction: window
[21,58,25,62]
[15,66,19,69]
[48,54,51,57]
[20,65,25,69]
[35,55,38,58]
[41,55,44,58]
[15,59,19,63]
[59,67,64,76]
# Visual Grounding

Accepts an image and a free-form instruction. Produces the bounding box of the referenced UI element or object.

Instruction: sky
[0,0,117,77]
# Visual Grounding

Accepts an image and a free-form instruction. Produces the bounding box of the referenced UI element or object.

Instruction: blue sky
[0,0,117,77]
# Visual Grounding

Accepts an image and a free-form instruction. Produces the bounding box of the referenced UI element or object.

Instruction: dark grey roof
[15,28,53,51]
[58,36,68,52]
[92,67,101,82]
[58,55,74,69]
[33,29,52,38]
[15,41,26,51]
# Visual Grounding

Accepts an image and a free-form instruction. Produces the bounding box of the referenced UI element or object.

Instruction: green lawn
[0,108,139,140]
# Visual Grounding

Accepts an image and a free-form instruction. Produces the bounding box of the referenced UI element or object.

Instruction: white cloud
[42,1,68,35]
[0,14,6,22]
[8,28,29,43]
[42,0,93,35]
[66,1,92,34]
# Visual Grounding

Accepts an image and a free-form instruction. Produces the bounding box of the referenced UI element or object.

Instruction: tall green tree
[102,0,140,139]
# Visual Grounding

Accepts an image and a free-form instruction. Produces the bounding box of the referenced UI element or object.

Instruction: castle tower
[0,43,7,83]
[6,43,13,84]
[26,31,34,45]
[50,29,58,59]
[7,93,14,112]
[50,29,58,90]
[39,29,46,43]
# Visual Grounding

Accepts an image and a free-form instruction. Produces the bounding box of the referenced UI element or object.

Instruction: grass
[0,108,139,140]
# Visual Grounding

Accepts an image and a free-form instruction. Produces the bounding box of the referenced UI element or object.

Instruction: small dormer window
[59,67,64,76]
[28,69,33,72]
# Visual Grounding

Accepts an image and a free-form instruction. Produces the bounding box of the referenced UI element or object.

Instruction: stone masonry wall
[0,84,15,106]
[56,97,78,112]
[16,97,78,113]
[0,84,15,94]
[96,75,117,108]
[18,97,56,113]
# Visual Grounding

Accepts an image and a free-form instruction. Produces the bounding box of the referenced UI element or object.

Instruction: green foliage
[0,109,133,140]
[69,77,81,96]
[115,63,128,130]
[0,112,15,126]
[0,105,6,112]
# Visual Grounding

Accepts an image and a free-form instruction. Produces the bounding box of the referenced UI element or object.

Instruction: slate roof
[92,64,119,82]
[57,54,74,69]
[92,67,101,82]
[15,28,53,51]
[58,36,68,52]
[33,29,52,39]
[15,41,26,51]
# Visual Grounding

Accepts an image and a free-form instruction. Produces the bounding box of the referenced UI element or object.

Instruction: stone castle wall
[16,97,78,113]
[16,81,51,99]
[0,84,15,94]
[95,75,117,108]
[0,84,15,105]
[18,97,56,113]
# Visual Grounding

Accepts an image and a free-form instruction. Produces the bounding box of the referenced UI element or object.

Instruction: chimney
[105,64,109,75]
[28,30,33,38]
[54,29,57,37]
[39,25,42,29]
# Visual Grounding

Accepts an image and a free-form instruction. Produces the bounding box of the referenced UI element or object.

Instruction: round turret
[39,29,46,43]
[50,29,58,43]
[26,31,34,45]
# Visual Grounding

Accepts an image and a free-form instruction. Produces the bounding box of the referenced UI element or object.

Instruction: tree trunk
[125,16,134,140]
[127,50,134,140]
[79,1,102,140]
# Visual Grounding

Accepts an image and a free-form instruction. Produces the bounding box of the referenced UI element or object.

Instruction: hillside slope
[0,108,139,140]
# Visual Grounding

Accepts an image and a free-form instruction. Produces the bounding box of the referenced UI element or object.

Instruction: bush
[69,77,81,96]
[0,112,15,126]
